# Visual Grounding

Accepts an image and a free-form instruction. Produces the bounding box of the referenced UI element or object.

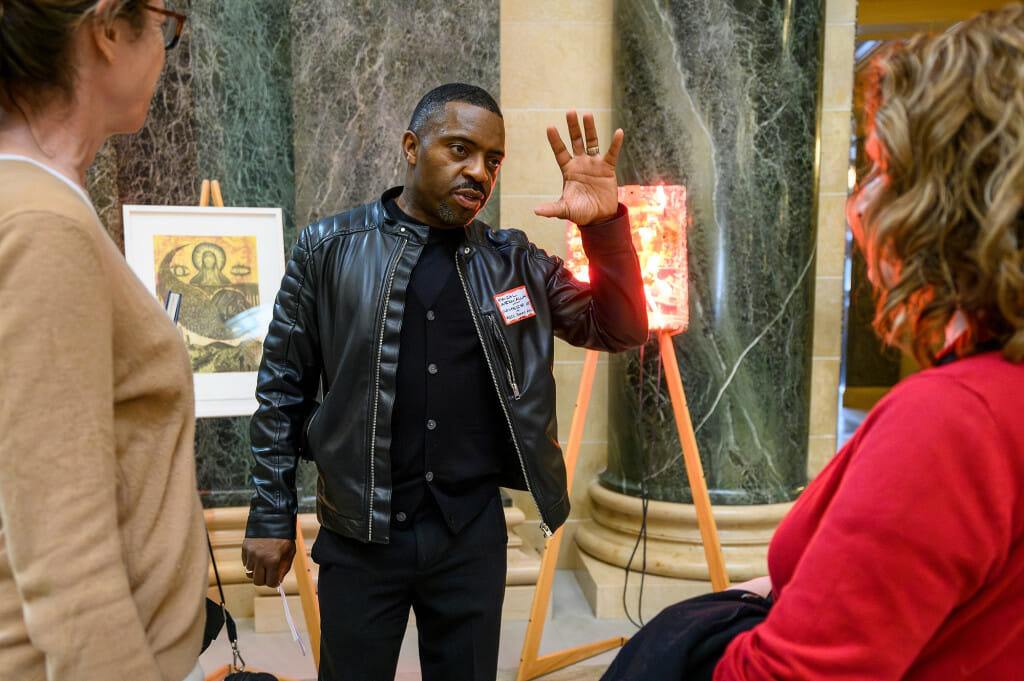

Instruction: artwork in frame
[123,205,285,418]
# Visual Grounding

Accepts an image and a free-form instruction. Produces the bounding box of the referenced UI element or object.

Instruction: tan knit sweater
[0,158,208,681]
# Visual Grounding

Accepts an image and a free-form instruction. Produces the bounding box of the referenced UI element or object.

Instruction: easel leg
[516,350,626,681]
[516,333,730,679]
[197,179,225,208]
[293,520,321,671]
[657,331,730,591]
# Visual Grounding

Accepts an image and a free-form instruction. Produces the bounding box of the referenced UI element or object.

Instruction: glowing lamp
[566,184,688,333]
[527,185,725,669]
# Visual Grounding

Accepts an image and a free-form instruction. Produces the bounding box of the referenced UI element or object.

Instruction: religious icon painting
[123,205,285,417]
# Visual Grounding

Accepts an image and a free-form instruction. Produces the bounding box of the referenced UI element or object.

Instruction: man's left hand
[534,110,624,226]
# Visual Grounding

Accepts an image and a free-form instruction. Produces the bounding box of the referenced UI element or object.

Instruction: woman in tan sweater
[0,2,208,680]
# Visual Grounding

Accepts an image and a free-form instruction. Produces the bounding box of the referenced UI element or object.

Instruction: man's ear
[401,131,419,166]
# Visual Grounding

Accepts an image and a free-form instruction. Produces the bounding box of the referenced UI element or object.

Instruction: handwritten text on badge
[494,286,536,325]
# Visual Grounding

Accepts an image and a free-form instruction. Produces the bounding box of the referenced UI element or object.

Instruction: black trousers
[312,495,508,681]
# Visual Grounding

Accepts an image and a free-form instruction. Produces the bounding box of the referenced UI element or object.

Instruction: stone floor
[496,664,606,681]
[200,569,639,681]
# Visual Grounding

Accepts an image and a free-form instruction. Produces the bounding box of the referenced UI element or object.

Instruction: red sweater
[715,352,1024,680]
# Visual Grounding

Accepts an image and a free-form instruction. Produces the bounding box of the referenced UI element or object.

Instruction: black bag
[600,589,772,681]
[223,673,279,681]
[202,596,225,653]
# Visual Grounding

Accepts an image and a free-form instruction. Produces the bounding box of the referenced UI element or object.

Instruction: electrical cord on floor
[621,343,661,630]
[621,485,650,629]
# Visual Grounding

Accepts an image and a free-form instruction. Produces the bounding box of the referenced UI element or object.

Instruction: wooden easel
[196,179,322,680]
[198,178,224,209]
[515,331,729,681]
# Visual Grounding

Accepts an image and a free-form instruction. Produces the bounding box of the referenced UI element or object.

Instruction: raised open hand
[534,110,624,226]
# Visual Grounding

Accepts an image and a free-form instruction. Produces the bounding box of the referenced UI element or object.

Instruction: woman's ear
[88,0,132,62]
[88,12,120,63]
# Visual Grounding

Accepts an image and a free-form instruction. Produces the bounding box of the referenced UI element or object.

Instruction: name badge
[494,286,536,325]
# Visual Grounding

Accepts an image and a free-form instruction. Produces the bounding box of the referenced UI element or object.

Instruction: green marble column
[189,0,300,508]
[602,0,823,505]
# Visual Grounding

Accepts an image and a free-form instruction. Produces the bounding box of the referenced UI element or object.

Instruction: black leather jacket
[245,187,647,544]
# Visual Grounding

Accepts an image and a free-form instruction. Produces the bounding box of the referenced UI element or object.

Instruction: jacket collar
[376,186,490,248]
[375,187,427,242]
[378,186,438,244]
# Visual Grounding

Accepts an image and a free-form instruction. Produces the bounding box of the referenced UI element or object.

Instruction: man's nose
[464,155,489,182]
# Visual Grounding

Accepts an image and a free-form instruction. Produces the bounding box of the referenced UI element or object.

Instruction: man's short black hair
[407,83,502,136]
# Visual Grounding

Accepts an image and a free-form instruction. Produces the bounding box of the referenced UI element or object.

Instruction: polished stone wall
[85,0,499,508]
[602,0,823,504]
[290,1,501,229]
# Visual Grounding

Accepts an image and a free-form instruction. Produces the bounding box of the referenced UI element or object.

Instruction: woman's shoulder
[855,352,1024,470]
[0,164,116,295]
[893,352,1023,412]
[0,158,100,231]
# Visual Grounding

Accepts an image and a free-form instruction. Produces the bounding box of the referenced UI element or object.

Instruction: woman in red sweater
[715,5,1024,680]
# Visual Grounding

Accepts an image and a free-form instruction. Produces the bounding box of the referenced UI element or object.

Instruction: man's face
[402,102,506,228]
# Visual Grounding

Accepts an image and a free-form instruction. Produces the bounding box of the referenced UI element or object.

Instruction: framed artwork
[123,205,285,418]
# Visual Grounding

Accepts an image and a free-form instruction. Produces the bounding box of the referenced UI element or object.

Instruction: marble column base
[573,547,712,619]
[575,481,792,581]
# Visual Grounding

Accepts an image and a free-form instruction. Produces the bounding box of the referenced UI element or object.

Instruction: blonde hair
[855,3,1024,367]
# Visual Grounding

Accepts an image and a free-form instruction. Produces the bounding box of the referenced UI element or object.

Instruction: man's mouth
[452,188,486,210]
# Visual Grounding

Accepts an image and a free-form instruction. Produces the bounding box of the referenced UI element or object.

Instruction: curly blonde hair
[854,3,1024,367]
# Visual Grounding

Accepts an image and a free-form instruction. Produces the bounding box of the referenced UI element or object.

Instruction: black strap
[207,531,245,670]
[207,532,228,608]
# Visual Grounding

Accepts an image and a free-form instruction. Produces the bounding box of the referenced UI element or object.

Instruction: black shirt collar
[384,198,465,245]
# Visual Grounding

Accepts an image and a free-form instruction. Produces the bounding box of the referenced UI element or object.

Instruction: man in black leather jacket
[242,83,647,681]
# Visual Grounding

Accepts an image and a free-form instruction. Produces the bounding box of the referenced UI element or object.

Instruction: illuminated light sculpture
[516,186,728,681]
[565,184,689,332]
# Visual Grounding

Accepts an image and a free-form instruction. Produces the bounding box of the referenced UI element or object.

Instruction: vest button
[425,471,434,482]
[426,418,437,430]
[395,511,407,522]
[426,310,436,321]
[427,363,438,375]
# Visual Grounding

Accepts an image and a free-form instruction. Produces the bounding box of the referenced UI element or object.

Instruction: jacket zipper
[455,247,552,537]
[486,314,521,399]
[367,239,407,542]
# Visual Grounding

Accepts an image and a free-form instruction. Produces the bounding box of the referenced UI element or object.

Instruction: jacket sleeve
[547,204,648,351]
[246,229,323,540]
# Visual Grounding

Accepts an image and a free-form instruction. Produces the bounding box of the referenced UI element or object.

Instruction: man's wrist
[578,204,632,255]
[244,511,299,540]
[581,203,627,228]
